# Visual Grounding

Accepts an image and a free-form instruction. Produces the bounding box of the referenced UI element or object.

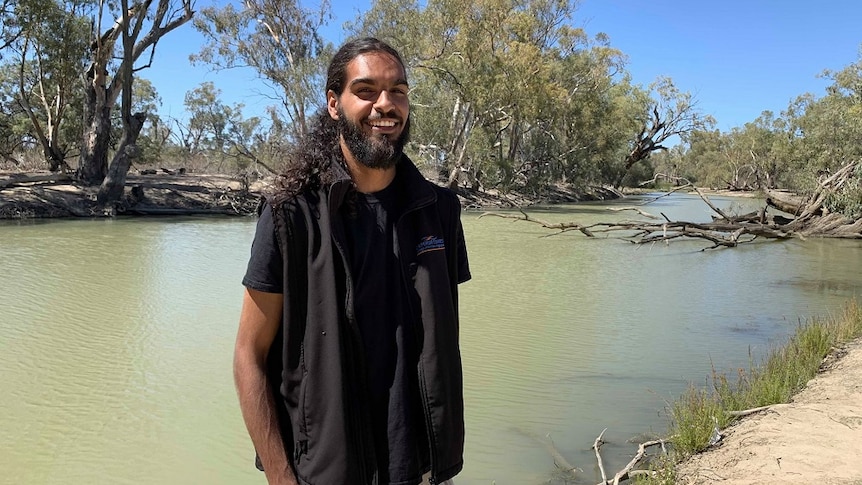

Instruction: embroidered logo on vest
[416,235,445,256]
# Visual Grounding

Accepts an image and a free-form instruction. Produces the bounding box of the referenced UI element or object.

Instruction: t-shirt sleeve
[455,206,471,284]
[242,203,284,293]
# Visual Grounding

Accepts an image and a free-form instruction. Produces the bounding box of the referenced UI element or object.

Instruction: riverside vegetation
[503,298,862,484]
[2,0,862,220]
[620,300,862,485]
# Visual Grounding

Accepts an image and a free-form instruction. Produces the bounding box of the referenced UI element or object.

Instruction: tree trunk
[97,112,146,204]
[79,66,113,185]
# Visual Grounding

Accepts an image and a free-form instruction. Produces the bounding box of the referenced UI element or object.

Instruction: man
[234,37,471,485]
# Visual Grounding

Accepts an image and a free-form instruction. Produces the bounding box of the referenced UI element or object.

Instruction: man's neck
[339,139,397,194]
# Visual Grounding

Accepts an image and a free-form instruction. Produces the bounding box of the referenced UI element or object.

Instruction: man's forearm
[235,353,298,485]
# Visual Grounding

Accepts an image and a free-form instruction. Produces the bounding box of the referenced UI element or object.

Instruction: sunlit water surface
[2,193,860,484]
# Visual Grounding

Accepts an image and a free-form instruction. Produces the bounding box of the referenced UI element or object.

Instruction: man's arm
[234,288,297,485]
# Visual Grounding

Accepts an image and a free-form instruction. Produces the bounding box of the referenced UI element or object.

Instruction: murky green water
[2,194,860,484]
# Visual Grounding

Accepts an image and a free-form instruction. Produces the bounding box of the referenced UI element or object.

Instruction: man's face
[327,52,410,169]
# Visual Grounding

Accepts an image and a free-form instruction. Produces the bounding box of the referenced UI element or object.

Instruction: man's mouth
[368,119,398,128]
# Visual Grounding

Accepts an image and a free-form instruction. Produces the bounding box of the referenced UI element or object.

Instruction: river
[1,193,860,484]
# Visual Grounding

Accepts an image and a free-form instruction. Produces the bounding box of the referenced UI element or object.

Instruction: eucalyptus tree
[0,64,30,164]
[118,78,163,165]
[786,53,862,212]
[183,82,234,153]
[354,0,636,191]
[80,0,194,193]
[193,0,332,145]
[553,43,641,188]
[1,0,21,54]
[784,57,862,186]
[677,128,728,188]
[616,76,713,187]
[180,81,265,172]
[0,0,90,172]
[680,50,862,195]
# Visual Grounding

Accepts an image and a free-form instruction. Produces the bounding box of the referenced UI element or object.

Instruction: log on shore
[764,189,808,215]
[0,173,72,190]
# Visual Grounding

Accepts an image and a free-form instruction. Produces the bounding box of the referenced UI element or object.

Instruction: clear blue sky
[146,0,862,133]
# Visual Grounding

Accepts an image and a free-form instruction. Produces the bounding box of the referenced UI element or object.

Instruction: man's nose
[373,90,395,113]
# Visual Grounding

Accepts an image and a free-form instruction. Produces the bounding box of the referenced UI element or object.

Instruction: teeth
[369,120,396,127]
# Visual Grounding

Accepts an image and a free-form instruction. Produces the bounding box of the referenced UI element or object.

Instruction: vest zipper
[330,183,377,484]
[395,196,439,484]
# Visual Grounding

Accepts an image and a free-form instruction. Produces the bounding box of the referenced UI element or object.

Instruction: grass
[633,299,862,485]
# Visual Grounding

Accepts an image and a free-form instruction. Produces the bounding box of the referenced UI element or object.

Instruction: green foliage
[193,0,332,142]
[350,0,670,191]
[825,173,862,217]
[5,0,859,197]
[680,46,862,197]
[0,0,91,168]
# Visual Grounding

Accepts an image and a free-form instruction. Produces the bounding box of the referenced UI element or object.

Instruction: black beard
[337,109,410,170]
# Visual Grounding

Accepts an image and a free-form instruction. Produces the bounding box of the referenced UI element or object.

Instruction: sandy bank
[676,339,862,485]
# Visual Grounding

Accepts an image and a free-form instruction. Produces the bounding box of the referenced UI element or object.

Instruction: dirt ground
[675,339,862,485]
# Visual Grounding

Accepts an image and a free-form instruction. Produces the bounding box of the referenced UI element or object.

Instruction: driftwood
[0,172,260,218]
[529,428,667,485]
[593,428,609,483]
[0,173,72,189]
[482,161,861,249]
[528,404,782,483]
[764,189,805,215]
[727,404,773,417]
[608,438,665,485]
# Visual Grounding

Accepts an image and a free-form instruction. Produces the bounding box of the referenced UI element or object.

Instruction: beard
[337,108,410,170]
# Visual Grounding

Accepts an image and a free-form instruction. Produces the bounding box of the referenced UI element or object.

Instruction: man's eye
[356,88,377,99]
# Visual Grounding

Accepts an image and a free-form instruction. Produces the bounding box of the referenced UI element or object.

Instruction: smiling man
[234,38,471,485]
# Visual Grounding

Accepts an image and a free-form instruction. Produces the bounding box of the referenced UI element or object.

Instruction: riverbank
[671,302,862,485]
[0,169,619,219]
[675,338,862,484]
[0,171,264,218]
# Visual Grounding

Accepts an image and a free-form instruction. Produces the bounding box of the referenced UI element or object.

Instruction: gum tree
[0,0,90,171]
[193,0,331,143]
[79,0,194,192]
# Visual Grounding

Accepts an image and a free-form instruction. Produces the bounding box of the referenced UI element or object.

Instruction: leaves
[193,0,332,141]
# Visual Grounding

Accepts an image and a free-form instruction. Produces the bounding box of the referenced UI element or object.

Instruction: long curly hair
[272,37,407,202]
[272,109,341,202]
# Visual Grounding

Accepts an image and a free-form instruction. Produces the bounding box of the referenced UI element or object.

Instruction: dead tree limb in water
[523,431,582,480]
[481,160,861,250]
[593,428,609,484]
[530,428,667,485]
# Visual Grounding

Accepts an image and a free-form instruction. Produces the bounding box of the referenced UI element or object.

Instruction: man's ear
[327,90,340,120]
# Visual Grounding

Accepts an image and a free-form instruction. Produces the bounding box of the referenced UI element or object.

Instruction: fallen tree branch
[528,428,668,485]
[483,161,861,249]
[610,439,666,485]
[608,207,660,219]
[0,173,72,189]
[728,405,773,417]
[593,428,609,484]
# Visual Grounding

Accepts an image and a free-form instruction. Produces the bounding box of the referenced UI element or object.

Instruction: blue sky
[145,0,862,133]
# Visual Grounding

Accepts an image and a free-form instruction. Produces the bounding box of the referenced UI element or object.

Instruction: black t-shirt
[241,203,282,293]
[242,188,430,485]
[341,184,429,485]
